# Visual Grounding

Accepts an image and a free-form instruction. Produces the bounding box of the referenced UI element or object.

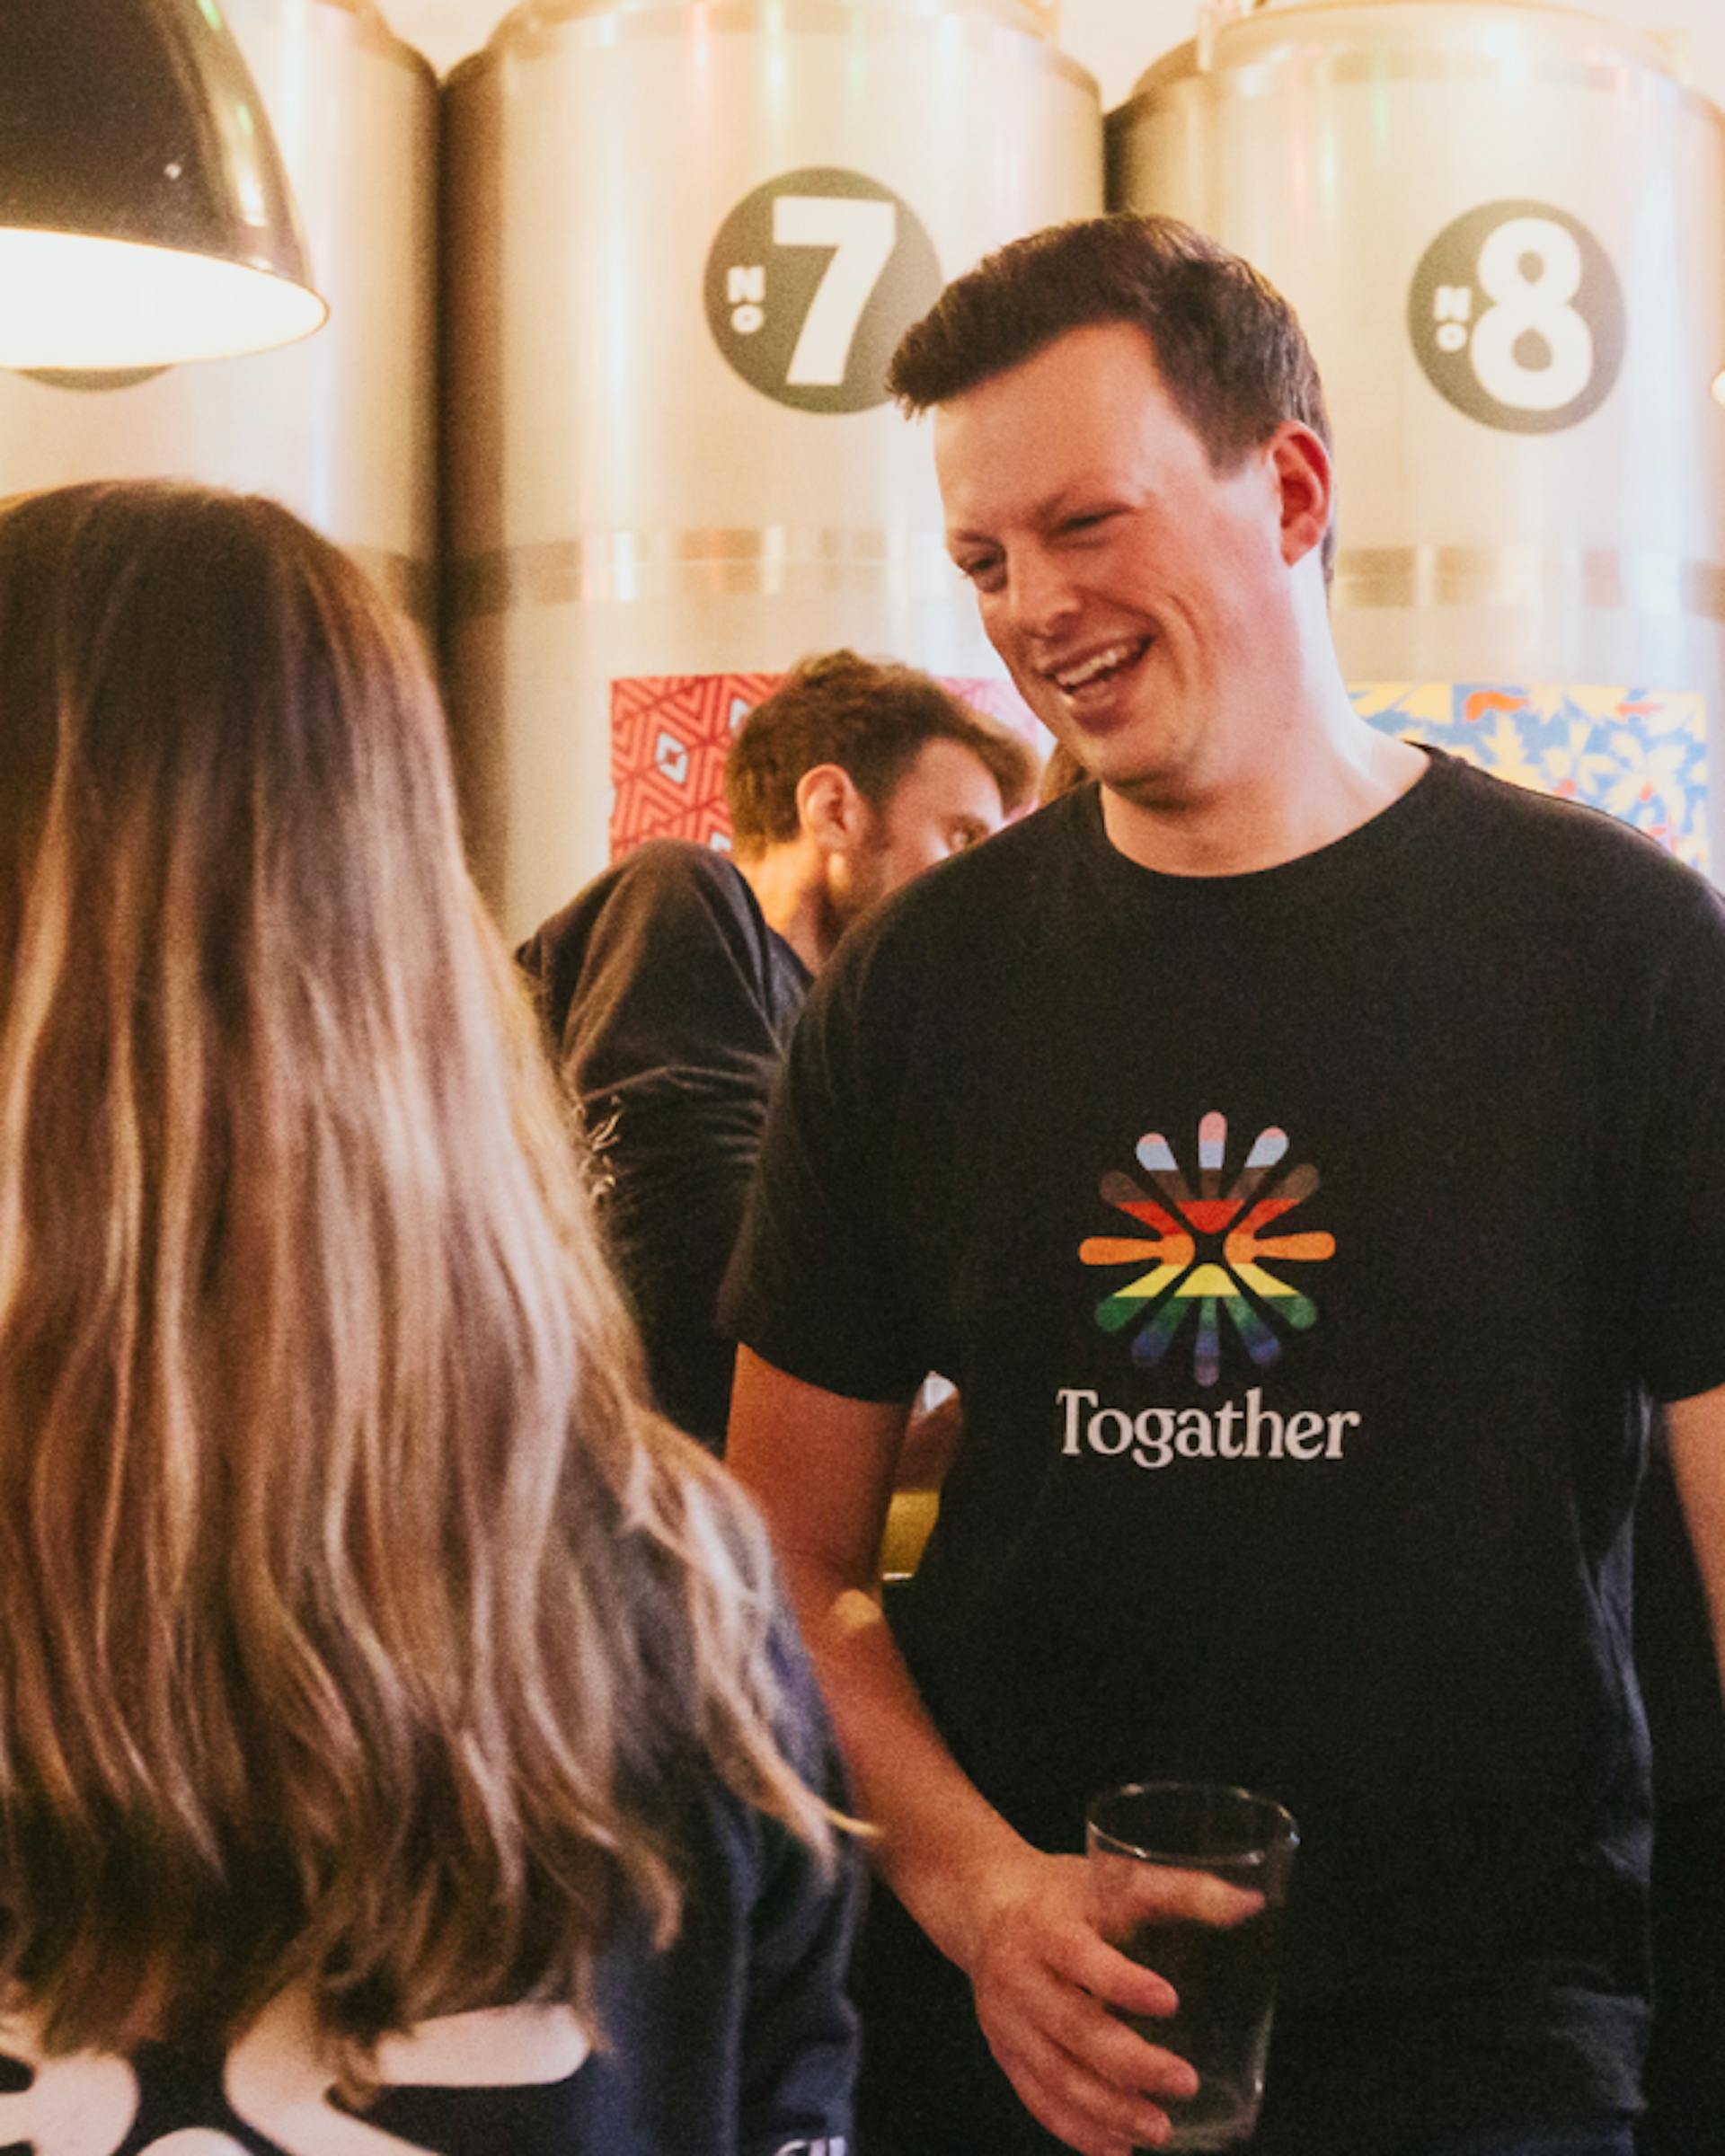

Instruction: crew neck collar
[1075,745,1460,906]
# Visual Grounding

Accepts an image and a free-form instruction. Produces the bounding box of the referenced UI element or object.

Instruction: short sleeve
[721,921,932,1405]
[1629,873,1725,1403]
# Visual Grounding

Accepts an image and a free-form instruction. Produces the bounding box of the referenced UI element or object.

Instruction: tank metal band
[446,533,1725,625]
[1334,546,1725,624]
[349,547,436,626]
[446,527,963,615]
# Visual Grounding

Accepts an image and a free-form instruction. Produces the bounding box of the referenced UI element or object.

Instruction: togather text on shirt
[1058,1386,1362,1470]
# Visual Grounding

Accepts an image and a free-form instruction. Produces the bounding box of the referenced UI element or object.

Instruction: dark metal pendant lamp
[0,0,327,369]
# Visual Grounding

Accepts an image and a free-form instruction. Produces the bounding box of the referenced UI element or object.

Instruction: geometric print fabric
[609,671,1041,862]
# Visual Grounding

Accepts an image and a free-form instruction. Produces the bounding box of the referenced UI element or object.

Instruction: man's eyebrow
[944,496,1049,547]
[947,478,1124,545]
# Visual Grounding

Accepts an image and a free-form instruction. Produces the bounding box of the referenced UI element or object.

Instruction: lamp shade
[0,0,327,369]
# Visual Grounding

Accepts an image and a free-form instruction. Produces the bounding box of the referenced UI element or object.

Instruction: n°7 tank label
[1408,200,1625,433]
[704,168,942,414]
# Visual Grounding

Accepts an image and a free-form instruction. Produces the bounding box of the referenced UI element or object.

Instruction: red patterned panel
[609,670,1047,862]
[610,673,777,858]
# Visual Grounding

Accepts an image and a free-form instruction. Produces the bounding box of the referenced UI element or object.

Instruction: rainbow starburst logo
[1080,1111,1336,1387]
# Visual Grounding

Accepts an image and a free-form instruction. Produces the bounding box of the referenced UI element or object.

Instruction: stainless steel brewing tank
[1110,0,1725,874]
[0,0,438,625]
[444,0,1101,941]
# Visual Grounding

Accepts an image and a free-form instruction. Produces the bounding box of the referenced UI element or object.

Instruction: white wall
[381,0,1725,114]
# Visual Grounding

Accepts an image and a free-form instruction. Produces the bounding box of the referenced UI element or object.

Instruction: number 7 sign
[773,195,898,386]
[705,167,942,413]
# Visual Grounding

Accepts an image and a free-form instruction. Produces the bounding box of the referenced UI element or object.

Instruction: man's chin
[1085,748,1199,815]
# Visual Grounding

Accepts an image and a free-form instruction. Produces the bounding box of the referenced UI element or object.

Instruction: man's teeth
[1053,642,1141,692]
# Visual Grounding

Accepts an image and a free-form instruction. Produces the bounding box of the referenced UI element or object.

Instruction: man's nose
[999,547,1079,641]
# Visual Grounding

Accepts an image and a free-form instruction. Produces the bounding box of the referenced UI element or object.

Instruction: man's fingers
[1095,1860,1266,1933]
[998,2018,1180,2155]
[985,1955,1199,2118]
[1013,2063,1139,2156]
[1029,1969,1198,2099]
[1013,2056,1155,2156]
[1047,1914,1180,2019]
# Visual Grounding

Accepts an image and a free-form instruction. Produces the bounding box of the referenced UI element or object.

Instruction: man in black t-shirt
[519,650,1032,1450]
[722,217,1725,2156]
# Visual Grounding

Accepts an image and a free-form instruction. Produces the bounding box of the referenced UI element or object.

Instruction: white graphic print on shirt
[0,1986,591,2155]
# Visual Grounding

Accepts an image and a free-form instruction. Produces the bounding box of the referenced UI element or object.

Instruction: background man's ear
[795,763,871,850]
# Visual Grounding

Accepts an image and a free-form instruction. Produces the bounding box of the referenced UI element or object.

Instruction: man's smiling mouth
[1047,638,1153,698]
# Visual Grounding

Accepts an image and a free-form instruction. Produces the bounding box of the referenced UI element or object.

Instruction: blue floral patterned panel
[1350,684,1709,874]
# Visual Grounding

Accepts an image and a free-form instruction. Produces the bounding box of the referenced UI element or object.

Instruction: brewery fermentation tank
[443,0,1101,940]
[1110,0,1725,875]
[0,0,438,627]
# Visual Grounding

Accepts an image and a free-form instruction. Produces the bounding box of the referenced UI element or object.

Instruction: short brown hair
[889,214,1335,579]
[724,648,1036,854]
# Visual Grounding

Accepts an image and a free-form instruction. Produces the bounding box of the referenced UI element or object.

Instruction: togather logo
[1081,1111,1335,1388]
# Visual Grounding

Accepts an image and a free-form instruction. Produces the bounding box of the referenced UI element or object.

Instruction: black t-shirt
[0,1626,857,2156]
[723,752,1725,2151]
[518,841,810,1450]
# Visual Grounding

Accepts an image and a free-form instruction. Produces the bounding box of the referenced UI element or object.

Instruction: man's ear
[794,763,871,851]
[1267,421,1334,572]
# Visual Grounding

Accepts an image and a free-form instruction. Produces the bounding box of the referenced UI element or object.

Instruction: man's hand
[962,1849,1261,2156]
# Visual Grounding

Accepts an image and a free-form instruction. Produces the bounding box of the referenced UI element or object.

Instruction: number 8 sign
[1408,199,1625,433]
[704,167,942,413]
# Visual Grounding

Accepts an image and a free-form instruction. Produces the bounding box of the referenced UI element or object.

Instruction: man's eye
[956,555,1004,588]
[1063,510,1115,535]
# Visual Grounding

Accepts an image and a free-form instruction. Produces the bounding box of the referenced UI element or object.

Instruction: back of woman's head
[0,480,827,2063]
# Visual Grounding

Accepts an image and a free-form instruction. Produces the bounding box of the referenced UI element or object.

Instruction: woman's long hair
[0,481,831,2063]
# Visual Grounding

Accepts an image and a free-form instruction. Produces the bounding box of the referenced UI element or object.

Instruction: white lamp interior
[0,228,328,369]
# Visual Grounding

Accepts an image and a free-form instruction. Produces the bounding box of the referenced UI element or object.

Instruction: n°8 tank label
[1408,200,1625,433]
